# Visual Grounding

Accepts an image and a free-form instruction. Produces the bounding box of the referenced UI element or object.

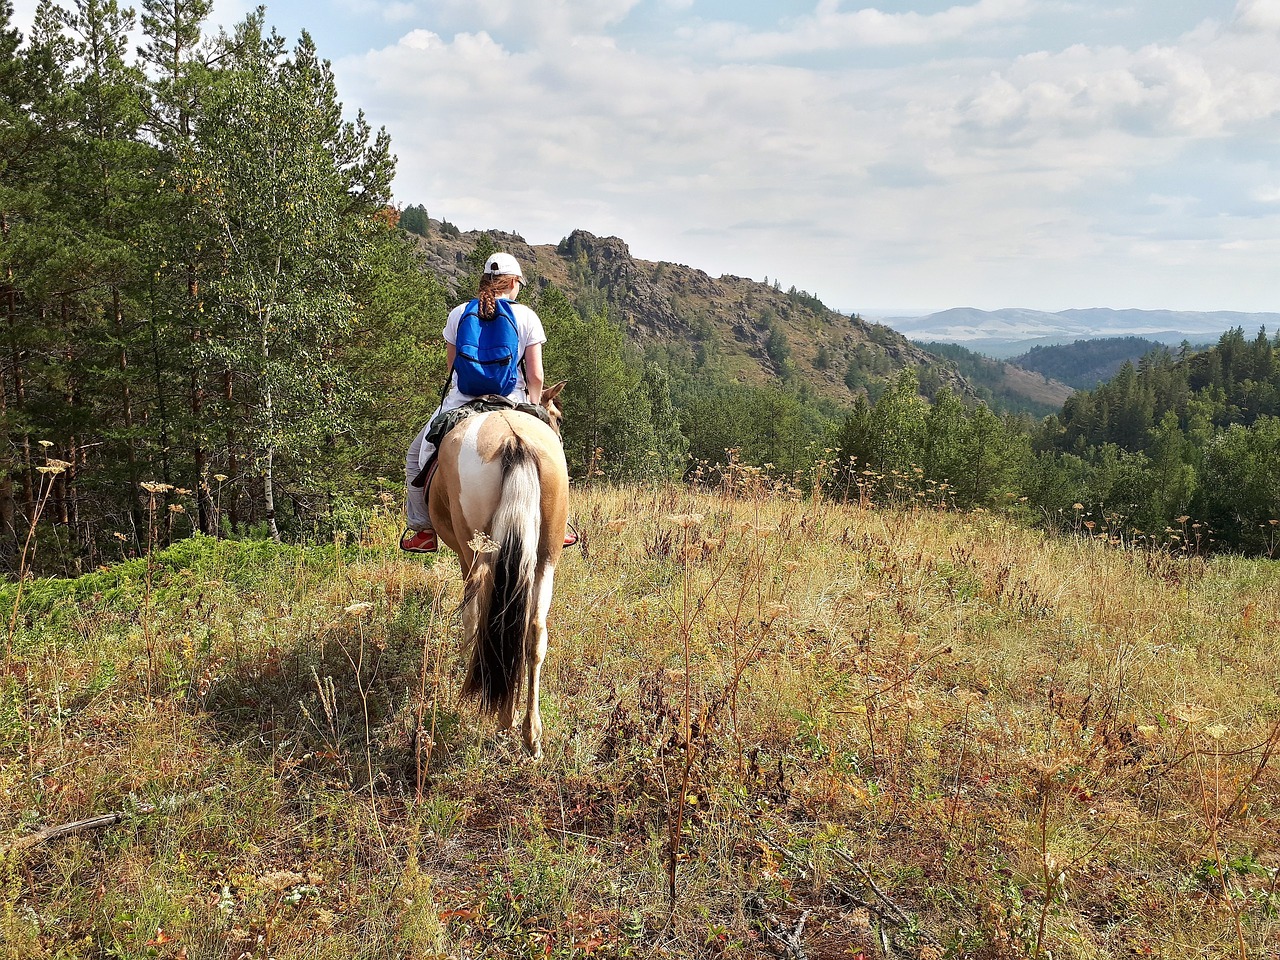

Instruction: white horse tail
[462,434,542,717]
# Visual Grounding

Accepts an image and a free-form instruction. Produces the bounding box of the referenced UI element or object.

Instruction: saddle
[410,395,553,489]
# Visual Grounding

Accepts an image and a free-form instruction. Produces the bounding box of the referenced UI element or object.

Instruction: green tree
[195,20,394,539]
[138,0,216,530]
[1195,417,1280,551]
[1142,411,1196,528]
[399,202,429,237]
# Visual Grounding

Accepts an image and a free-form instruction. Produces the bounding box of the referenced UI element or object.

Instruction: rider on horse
[402,251,575,553]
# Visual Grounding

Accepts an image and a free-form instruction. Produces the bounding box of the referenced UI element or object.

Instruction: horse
[427,381,569,759]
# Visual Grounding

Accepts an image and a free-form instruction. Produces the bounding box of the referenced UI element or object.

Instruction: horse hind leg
[522,562,557,760]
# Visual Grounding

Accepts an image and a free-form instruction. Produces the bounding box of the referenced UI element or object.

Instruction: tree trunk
[223,367,238,534]
[261,320,280,542]
[1,213,15,541]
[187,269,215,534]
[116,285,144,535]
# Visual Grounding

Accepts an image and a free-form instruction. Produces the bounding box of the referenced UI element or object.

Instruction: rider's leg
[402,414,440,552]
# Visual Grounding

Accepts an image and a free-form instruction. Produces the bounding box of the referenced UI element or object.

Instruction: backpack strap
[438,299,481,406]
[493,298,531,394]
[494,299,526,387]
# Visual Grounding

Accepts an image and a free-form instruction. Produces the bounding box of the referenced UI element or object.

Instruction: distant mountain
[883,307,1280,358]
[1011,337,1176,390]
[412,224,971,404]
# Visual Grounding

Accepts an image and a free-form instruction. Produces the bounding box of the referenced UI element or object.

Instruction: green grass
[3,484,1279,958]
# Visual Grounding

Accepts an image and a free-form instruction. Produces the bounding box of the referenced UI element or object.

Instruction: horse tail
[462,434,542,716]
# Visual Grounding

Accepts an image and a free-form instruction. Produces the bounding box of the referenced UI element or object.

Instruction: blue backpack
[452,298,522,397]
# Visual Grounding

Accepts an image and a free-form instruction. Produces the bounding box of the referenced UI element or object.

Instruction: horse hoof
[524,739,543,761]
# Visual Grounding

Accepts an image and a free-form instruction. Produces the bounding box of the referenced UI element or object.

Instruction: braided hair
[476,273,519,320]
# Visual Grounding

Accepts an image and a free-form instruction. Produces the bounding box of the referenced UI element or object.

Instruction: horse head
[540,380,567,437]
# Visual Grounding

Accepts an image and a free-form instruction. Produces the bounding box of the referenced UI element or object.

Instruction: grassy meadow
[2,477,1279,959]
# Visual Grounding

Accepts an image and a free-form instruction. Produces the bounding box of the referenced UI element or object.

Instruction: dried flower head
[665,513,704,529]
[468,531,501,554]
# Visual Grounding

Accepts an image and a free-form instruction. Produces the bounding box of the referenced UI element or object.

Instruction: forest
[3,0,1279,578]
[1011,335,1170,389]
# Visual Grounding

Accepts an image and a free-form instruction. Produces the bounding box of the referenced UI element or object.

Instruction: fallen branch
[829,847,920,933]
[1,788,218,855]
[765,908,811,960]
[764,836,940,949]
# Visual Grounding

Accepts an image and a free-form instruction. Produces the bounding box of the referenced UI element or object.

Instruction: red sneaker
[400,528,438,553]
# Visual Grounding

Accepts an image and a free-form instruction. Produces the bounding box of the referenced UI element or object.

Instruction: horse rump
[461,435,542,716]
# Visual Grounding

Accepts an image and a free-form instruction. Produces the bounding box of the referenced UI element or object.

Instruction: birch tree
[195,18,393,539]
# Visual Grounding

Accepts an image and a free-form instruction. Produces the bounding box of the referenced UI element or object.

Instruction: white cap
[483,252,525,279]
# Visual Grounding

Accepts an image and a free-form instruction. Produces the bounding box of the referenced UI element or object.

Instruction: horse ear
[543,380,567,403]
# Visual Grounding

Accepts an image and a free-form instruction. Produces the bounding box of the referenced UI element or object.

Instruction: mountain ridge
[883,306,1280,356]
[411,223,974,404]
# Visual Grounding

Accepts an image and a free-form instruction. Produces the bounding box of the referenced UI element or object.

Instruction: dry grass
[2,480,1278,959]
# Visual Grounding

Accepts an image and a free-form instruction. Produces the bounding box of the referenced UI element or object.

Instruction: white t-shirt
[440,296,547,413]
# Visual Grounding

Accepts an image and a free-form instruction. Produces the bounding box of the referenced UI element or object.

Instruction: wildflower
[214,474,229,483]
[468,531,501,553]
[141,481,174,494]
[258,870,307,891]
[665,513,704,529]
[38,439,54,448]
[344,602,373,617]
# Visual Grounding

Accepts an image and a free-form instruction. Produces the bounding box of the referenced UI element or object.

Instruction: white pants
[404,408,443,531]
[404,385,533,530]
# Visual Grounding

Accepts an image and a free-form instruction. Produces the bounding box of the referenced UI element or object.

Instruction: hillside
[5,485,1278,958]
[413,224,970,404]
[1012,336,1177,390]
[916,340,1074,417]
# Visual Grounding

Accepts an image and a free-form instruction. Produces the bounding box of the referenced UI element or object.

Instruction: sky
[9,0,1280,316]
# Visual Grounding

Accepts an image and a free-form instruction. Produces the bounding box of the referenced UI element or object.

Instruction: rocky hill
[412,223,970,404]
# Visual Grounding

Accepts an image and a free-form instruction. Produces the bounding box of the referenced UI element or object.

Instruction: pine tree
[138,0,215,530]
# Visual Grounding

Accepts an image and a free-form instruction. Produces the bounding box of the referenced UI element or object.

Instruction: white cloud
[424,0,642,39]
[950,31,1280,146]
[328,1,1280,311]
[710,0,1032,57]
[1233,0,1280,32]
